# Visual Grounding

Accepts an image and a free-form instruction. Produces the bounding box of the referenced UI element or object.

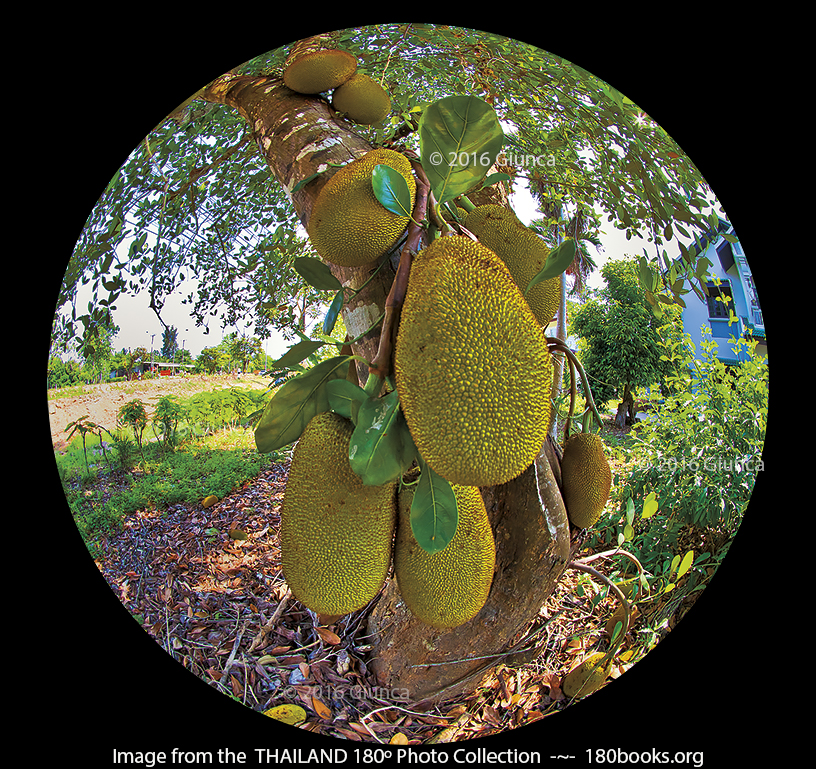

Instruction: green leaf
[323,289,344,335]
[480,172,511,188]
[254,356,351,453]
[325,379,368,423]
[269,339,326,370]
[677,549,694,579]
[293,257,342,291]
[410,458,458,554]
[349,390,416,486]
[418,95,504,204]
[642,492,658,519]
[525,238,575,292]
[372,164,414,217]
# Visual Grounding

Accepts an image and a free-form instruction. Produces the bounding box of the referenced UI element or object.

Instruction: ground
[47,373,269,452]
[50,376,679,742]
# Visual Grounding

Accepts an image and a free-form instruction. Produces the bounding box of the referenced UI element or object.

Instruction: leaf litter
[89,454,683,744]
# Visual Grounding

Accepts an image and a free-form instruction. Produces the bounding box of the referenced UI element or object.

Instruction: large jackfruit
[283,47,357,94]
[332,73,392,125]
[394,484,495,630]
[308,148,416,267]
[562,651,612,698]
[394,235,553,487]
[464,204,562,327]
[279,412,397,616]
[561,432,612,529]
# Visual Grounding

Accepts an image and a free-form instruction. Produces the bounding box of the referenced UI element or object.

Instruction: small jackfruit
[332,73,391,125]
[283,48,357,94]
[394,235,553,487]
[308,148,416,267]
[394,484,495,630]
[464,204,562,327]
[561,432,612,529]
[562,651,612,698]
[279,412,397,617]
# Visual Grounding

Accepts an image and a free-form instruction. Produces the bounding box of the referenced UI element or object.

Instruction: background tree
[570,257,684,427]
[161,325,178,360]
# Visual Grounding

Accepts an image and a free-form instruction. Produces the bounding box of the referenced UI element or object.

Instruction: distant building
[672,218,766,364]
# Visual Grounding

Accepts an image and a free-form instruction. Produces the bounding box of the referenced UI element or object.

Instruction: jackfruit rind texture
[332,73,392,125]
[394,484,495,630]
[464,204,562,327]
[394,235,553,487]
[562,651,611,698]
[308,149,416,267]
[283,49,357,94]
[561,432,612,529]
[279,412,397,616]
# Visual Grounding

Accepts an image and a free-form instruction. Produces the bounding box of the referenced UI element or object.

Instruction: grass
[55,383,287,555]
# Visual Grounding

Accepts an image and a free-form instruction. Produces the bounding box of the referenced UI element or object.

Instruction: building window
[716,240,735,273]
[706,281,733,319]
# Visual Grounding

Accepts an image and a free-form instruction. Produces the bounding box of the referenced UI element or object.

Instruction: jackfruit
[283,47,357,94]
[394,484,495,629]
[561,432,612,529]
[279,412,397,616]
[394,235,553,487]
[562,651,612,698]
[308,148,416,267]
[332,73,391,125]
[464,204,562,327]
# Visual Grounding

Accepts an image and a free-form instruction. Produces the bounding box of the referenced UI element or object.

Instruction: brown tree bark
[202,70,574,705]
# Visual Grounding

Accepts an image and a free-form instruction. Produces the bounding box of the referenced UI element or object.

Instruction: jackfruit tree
[54,25,736,710]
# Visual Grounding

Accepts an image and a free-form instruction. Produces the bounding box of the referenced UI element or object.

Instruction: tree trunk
[202,71,574,705]
[614,381,636,428]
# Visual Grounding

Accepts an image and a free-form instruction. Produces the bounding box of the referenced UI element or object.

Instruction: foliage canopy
[53,23,725,357]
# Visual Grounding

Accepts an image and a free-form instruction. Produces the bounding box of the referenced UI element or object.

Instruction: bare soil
[47,373,270,453]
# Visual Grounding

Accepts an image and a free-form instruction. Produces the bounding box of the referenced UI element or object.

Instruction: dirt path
[47,374,270,453]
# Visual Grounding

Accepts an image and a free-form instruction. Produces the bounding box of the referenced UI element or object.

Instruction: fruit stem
[369,157,430,379]
[546,337,605,432]
[567,561,630,661]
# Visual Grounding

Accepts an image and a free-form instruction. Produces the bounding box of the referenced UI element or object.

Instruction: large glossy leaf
[253,356,351,453]
[525,239,576,293]
[372,164,414,217]
[293,256,342,291]
[410,458,458,554]
[269,339,326,370]
[322,289,344,335]
[418,95,504,204]
[349,389,417,486]
[325,378,368,423]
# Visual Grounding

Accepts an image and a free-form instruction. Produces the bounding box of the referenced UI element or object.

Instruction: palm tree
[528,197,602,439]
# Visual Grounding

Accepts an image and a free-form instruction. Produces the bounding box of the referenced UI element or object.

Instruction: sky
[64,179,662,366]
[80,200,656,363]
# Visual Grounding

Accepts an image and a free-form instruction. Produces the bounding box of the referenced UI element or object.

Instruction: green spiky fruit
[394,235,553,487]
[394,484,495,630]
[562,651,612,698]
[283,48,357,94]
[332,73,391,125]
[308,148,416,267]
[561,432,612,529]
[279,412,397,616]
[464,204,562,327]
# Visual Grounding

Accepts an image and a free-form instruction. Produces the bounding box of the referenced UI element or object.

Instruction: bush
[591,327,768,570]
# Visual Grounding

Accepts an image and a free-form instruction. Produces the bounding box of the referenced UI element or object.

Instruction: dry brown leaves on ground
[91,461,651,744]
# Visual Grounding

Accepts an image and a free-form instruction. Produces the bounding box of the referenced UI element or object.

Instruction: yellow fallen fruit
[202,495,219,508]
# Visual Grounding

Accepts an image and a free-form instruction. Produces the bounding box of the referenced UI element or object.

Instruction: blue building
[674,219,766,364]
